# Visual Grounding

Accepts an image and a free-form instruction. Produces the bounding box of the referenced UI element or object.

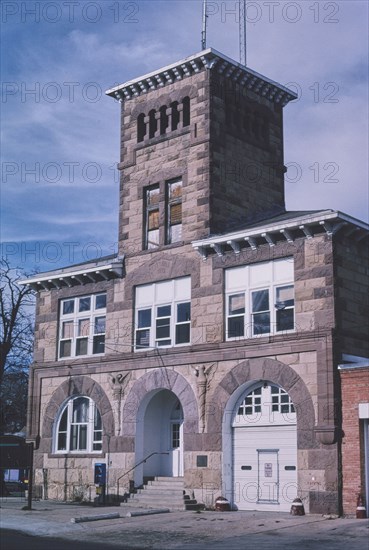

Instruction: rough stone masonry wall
[340,367,369,515]
[117,70,211,257]
[334,234,369,359]
[209,72,286,232]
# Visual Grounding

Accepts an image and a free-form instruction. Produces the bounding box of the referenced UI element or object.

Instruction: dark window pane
[252,289,269,312]
[272,405,278,412]
[176,323,190,344]
[177,302,190,322]
[271,386,279,394]
[253,312,270,334]
[136,329,150,348]
[281,405,289,414]
[255,406,261,413]
[94,408,102,430]
[57,433,66,451]
[60,340,71,358]
[96,294,107,309]
[73,398,89,423]
[76,338,88,356]
[93,442,102,451]
[59,408,68,431]
[157,305,171,317]
[94,316,105,334]
[63,300,74,314]
[79,297,91,312]
[93,335,105,354]
[138,309,151,328]
[70,425,78,450]
[156,318,170,339]
[79,425,87,450]
[276,308,294,331]
[228,316,244,338]
[254,387,261,395]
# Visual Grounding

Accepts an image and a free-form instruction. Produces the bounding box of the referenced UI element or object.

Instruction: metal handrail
[117,452,169,499]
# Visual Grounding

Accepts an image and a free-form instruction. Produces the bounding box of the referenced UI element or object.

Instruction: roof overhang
[192,211,369,260]
[105,48,297,106]
[19,257,124,291]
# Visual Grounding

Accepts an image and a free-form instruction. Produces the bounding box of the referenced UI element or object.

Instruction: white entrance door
[170,421,183,476]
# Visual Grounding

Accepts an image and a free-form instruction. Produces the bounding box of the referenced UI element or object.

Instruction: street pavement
[1,497,368,549]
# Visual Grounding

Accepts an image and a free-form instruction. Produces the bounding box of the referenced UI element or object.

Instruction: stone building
[22,48,369,514]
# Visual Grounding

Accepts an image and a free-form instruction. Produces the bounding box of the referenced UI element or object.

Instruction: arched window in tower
[171,102,180,131]
[159,105,168,135]
[182,97,190,127]
[137,113,146,143]
[149,109,157,139]
[55,396,102,453]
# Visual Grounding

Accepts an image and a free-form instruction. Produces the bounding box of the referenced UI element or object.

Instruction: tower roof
[105,48,297,106]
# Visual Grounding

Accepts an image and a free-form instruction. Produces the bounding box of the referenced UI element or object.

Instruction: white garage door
[232,384,297,512]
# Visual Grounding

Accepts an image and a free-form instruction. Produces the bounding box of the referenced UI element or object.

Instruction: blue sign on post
[94,463,106,485]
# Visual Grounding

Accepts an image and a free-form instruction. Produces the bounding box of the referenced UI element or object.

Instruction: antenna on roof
[239,0,247,66]
[201,0,208,50]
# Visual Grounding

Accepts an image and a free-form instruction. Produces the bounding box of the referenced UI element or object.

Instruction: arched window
[55,396,102,453]
[170,102,180,131]
[137,113,146,143]
[182,97,190,127]
[149,109,157,139]
[159,106,168,135]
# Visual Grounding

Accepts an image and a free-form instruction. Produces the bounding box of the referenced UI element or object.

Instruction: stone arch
[42,376,115,442]
[122,368,199,442]
[207,357,316,450]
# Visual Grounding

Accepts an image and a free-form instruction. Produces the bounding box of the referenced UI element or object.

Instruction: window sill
[48,452,105,459]
[226,329,296,342]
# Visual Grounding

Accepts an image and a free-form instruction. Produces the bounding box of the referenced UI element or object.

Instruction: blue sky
[1,0,368,273]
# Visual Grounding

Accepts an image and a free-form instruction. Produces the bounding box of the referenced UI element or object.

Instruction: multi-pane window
[143,179,183,250]
[135,277,191,350]
[145,186,160,249]
[225,258,295,339]
[55,397,102,453]
[234,384,296,426]
[59,294,106,359]
[237,387,262,415]
[167,179,182,244]
[271,386,295,414]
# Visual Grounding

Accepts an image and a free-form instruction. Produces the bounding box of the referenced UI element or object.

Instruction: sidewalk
[1,497,368,549]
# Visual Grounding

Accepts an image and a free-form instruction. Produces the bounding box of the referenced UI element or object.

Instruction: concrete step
[130,496,185,505]
[147,479,184,486]
[136,488,184,496]
[123,501,186,511]
[154,476,184,482]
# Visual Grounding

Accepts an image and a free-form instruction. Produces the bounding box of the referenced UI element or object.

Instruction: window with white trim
[225,258,294,339]
[55,396,102,453]
[59,294,106,359]
[166,179,182,244]
[135,277,191,350]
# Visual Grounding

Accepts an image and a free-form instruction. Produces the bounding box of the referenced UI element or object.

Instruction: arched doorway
[135,389,183,485]
[231,381,297,512]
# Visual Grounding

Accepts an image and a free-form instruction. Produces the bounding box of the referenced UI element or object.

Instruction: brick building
[339,360,369,517]
[22,49,369,514]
